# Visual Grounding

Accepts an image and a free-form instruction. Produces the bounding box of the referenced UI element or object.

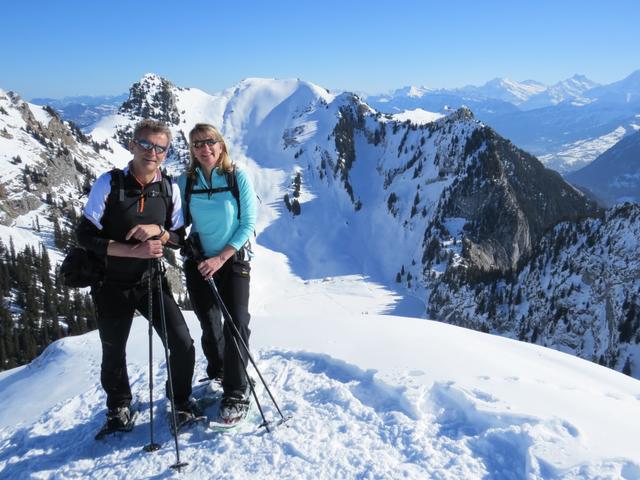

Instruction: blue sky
[1,0,639,99]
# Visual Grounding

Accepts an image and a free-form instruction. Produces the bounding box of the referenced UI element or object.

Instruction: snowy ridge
[391,108,444,125]
[0,88,112,262]
[0,74,633,375]
[520,74,599,110]
[1,243,639,478]
[455,77,547,105]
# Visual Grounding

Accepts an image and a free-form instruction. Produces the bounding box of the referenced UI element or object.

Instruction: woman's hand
[197,256,226,279]
[125,224,163,242]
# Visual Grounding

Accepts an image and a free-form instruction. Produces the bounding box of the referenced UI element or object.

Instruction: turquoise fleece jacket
[178,166,257,258]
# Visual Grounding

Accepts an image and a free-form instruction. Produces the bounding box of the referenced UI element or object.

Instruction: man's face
[129,131,170,177]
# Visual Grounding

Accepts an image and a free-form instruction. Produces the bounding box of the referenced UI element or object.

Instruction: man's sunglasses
[134,138,169,154]
[192,139,220,149]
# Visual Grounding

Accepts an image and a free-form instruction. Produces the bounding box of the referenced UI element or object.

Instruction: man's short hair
[133,119,172,145]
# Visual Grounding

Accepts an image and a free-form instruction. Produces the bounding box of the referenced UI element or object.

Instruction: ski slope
[1,242,640,479]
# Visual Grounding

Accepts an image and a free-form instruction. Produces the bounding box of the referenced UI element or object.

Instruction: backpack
[60,247,105,288]
[60,168,174,288]
[183,167,258,259]
[183,167,240,226]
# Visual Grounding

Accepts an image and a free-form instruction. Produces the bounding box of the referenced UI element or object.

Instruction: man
[77,119,197,433]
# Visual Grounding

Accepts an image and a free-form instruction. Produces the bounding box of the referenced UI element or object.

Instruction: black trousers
[93,273,195,409]
[184,255,251,396]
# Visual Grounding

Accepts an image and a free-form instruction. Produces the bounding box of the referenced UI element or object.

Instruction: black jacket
[77,167,185,284]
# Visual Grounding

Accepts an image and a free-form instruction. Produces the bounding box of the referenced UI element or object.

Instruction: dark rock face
[445,126,600,279]
[431,203,640,378]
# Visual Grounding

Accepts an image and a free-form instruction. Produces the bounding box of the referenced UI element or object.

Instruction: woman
[179,123,257,424]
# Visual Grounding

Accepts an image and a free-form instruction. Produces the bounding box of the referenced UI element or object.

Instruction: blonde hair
[187,123,233,176]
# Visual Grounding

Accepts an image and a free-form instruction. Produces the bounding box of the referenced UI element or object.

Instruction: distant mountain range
[31,71,640,176]
[366,71,640,174]
[30,94,127,129]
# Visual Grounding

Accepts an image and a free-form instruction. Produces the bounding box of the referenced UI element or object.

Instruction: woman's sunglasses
[192,139,220,149]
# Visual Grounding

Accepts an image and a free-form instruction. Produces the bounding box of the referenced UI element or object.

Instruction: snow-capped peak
[387,85,431,99]
[517,74,598,110]
[140,72,166,85]
[406,85,429,98]
[470,77,547,103]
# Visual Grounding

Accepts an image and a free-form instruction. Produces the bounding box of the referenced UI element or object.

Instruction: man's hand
[125,224,162,242]
[130,239,164,259]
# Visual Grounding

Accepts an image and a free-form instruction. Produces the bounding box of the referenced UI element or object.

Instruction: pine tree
[9,237,16,269]
[17,310,38,363]
[623,356,633,376]
[52,216,64,249]
[0,300,12,370]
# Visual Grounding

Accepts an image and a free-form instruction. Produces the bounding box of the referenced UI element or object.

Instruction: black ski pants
[184,254,251,397]
[92,274,195,409]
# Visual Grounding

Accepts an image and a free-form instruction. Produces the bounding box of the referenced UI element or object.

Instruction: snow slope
[1,243,639,479]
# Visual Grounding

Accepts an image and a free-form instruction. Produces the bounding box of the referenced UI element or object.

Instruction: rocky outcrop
[442,126,600,279]
[0,91,107,224]
[430,203,640,378]
[120,74,181,129]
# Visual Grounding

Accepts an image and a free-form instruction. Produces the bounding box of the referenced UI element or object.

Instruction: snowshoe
[95,404,138,440]
[170,398,207,434]
[192,376,223,405]
[211,394,251,429]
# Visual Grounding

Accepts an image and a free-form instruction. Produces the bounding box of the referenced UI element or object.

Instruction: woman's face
[191,131,224,172]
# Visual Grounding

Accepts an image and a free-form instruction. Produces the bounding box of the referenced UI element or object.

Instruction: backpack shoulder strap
[109,168,125,203]
[184,173,195,226]
[226,167,241,220]
[160,170,174,226]
[159,170,173,198]
[184,168,241,223]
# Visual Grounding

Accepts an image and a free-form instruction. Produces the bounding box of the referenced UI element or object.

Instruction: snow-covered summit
[395,85,431,98]
[391,108,444,125]
[456,77,547,104]
[520,74,599,110]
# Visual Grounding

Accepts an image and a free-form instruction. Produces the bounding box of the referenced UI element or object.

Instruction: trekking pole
[206,276,289,426]
[155,259,188,471]
[143,260,161,453]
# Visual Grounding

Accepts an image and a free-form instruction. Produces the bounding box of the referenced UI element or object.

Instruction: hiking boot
[106,406,132,430]
[174,397,203,423]
[219,393,250,424]
[207,366,224,383]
